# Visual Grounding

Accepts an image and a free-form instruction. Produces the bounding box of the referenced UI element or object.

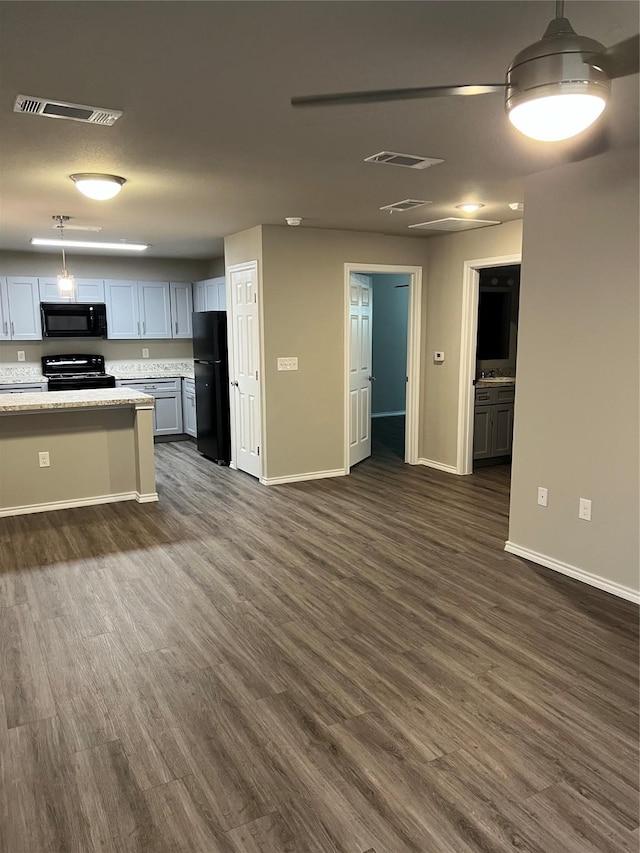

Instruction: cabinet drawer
[475,388,495,404]
[0,383,46,393]
[116,378,180,393]
[495,386,515,403]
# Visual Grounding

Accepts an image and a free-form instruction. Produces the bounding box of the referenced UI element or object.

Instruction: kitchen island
[0,388,157,517]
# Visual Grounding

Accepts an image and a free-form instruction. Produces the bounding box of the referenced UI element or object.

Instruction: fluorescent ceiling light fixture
[455,203,484,213]
[70,173,126,200]
[31,237,147,251]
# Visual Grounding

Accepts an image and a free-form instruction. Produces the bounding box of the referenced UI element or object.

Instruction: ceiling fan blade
[291,83,506,108]
[598,34,639,79]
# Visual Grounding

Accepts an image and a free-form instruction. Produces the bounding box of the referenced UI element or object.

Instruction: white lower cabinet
[182,378,197,437]
[116,378,183,436]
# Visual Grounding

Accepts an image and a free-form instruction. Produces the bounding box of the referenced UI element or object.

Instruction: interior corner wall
[420,220,523,467]
[509,148,639,596]
[224,226,263,270]
[259,225,430,480]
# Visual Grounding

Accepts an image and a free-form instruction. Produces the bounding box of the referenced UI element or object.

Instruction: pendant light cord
[555,0,564,18]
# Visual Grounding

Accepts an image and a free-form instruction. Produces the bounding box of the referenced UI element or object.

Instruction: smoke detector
[509,202,525,211]
[285,217,302,226]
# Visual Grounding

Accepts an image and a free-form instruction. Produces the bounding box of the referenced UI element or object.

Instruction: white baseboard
[372,410,406,419]
[415,457,459,475]
[261,468,346,486]
[504,541,640,604]
[0,491,157,517]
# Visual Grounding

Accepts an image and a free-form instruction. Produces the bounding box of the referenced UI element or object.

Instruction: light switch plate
[142,348,150,358]
[277,357,298,371]
[433,351,445,363]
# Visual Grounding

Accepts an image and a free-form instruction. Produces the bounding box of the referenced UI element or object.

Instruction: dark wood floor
[1,423,638,852]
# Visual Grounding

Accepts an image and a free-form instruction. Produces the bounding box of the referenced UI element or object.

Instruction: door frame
[225,260,266,480]
[456,252,521,475]
[343,263,423,472]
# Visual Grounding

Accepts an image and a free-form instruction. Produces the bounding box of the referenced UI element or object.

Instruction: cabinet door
[473,405,493,460]
[139,281,171,339]
[0,278,10,340]
[182,388,197,437]
[204,279,220,311]
[193,282,204,313]
[170,282,193,338]
[6,277,41,340]
[493,403,514,456]
[75,279,105,303]
[105,280,140,339]
[154,392,183,435]
[216,280,227,311]
[39,278,74,303]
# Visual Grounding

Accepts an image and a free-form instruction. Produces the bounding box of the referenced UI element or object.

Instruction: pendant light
[53,215,75,296]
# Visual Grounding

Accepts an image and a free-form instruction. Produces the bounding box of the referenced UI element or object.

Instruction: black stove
[42,354,116,392]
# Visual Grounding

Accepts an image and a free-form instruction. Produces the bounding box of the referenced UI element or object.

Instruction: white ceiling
[0,1,637,260]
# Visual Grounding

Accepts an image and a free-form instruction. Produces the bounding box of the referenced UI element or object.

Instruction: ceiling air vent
[365,151,444,170]
[13,94,122,126]
[409,218,501,232]
[380,199,431,213]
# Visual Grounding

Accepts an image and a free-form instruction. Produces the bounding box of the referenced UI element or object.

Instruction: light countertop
[0,371,47,385]
[0,388,154,413]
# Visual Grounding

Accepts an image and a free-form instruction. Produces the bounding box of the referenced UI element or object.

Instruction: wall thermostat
[433,351,445,363]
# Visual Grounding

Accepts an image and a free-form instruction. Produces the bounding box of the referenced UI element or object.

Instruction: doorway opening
[457,253,522,476]
[344,263,422,472]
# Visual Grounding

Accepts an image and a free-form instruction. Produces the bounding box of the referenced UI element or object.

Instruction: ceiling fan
[291,1,639,143]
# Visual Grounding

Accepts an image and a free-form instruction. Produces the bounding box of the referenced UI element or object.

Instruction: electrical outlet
[142,348,150,358]
[433,351,445,363]
[579,498,592,521]
[17,350,25,362]
[38,451,50,468]
[277,357,298,371]
[537,487,548,507]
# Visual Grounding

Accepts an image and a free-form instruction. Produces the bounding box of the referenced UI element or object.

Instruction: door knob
[368,375,376,381]
[231,380,239,386]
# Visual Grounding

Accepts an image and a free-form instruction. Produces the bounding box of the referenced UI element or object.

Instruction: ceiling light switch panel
[277,357,298,371]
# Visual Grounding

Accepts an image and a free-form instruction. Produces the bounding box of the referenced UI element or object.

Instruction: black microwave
[41,302,108,338]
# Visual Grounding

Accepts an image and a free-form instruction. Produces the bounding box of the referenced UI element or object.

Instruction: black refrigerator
[192,311,231,464]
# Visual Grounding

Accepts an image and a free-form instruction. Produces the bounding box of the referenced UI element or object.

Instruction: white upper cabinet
[5,277,41,340]
[193,277,226,312]
[138,281,172,339]
[0,278,10,340]
[39,278,105,304]
[170,282,193,338]
[105,280,140,339]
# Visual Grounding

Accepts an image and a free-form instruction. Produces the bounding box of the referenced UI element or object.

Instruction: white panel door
[170,282,193,338]
[0,278,10,340]
[139,281,171,339]
[105,280,140,339]
[6,277,41,340]
[229,262,261,478]
[349,273,373,467]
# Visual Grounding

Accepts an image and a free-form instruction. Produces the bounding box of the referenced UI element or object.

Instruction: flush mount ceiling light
[70,173,126,200]
[285,217,302,226]
[31,237,148,251]
[291,0,638,144]
[52,215,75,295]
[456,203,485,213]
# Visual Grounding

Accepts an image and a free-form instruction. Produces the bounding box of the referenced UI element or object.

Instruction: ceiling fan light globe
[70,174,125,200]
[508,91,607,141]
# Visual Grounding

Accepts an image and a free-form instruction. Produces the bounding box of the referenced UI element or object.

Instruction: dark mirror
[477,290,512,360]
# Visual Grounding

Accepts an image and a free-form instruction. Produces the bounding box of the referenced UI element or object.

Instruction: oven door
[41,303,107,337]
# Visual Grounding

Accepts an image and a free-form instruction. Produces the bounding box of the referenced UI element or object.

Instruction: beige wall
[0,250,209,282]
[206,257,226,277]
[420,220,523,467]
[509,148,639,594]
[1,408,139,510]
[0,338,192,366]
[258,225,430,479]
[224,226,263,270]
